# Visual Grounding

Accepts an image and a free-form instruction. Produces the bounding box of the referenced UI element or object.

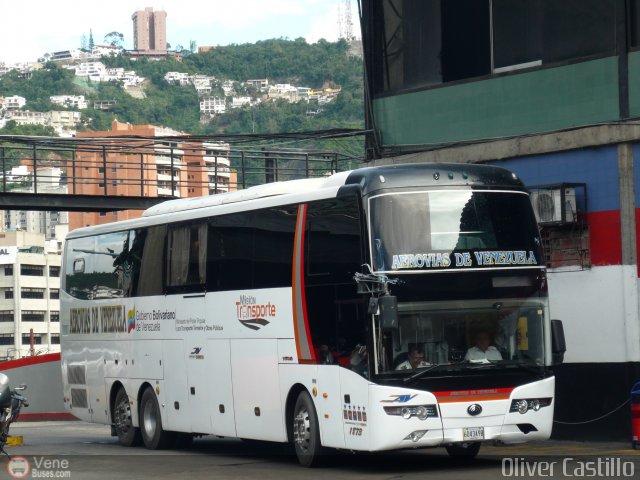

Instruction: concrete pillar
[617,142,640,363]
[618,142,637,266]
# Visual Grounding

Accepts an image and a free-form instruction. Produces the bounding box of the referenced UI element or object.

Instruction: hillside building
[200,97,226,117]
[3,96,26,110]
[132,7,167,53]
[49,95,88,110]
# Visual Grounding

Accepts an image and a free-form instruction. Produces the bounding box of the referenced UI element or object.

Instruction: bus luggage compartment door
[162,340,191,433]
[187,339,237,437]
[230,339,285,441]
[205,339,236,437]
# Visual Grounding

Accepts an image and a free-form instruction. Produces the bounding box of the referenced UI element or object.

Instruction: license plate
[462,427,485,441]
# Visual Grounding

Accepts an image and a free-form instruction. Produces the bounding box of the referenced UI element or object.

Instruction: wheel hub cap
[293,408,311,451]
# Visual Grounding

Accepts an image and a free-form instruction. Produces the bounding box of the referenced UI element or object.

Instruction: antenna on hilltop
[338,0,354,41]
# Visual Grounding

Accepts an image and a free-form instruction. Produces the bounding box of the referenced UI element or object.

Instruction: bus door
[169,293,212,434]
[165,222,213,433]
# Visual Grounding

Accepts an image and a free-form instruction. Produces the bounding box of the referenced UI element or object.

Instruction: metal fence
[0,137,361,211]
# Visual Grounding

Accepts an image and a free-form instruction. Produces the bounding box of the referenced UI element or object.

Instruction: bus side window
[208,213,252,291]
[304,196,367,366]
[126,229,146,297]
[167,222,207,293]
[136,225,166,297]
[206,207,295,292]
[252,207,296,289]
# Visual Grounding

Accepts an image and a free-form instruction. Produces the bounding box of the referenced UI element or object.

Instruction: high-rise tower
[132,7,167,52]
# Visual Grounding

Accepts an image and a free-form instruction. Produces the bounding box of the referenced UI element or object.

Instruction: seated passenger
[349,344,368,376]
[395,345,429,370]
[318,344,336,365]
[465,331,503,362]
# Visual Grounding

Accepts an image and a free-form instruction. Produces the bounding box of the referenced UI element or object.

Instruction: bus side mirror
[551,319,566,365]
[379,295,398,330]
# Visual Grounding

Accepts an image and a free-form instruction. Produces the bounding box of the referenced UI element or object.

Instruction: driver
[395,345,429,370]
[465,330,503,362]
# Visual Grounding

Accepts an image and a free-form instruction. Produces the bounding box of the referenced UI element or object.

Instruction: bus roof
[143,172,351,217]
[342,162,524,196]
[65,163,524,240]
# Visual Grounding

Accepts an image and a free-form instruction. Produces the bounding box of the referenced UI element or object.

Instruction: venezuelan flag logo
[127,308,136,333]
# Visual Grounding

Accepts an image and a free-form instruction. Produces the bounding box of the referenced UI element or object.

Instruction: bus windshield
[369,190,542,273]
[379,298,547,375]
[368,189,548,375]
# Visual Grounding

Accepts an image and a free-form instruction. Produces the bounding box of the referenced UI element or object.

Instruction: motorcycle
[0,372,28,458]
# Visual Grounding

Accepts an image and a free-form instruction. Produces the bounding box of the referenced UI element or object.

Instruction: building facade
[132,7,167,52]
[360,0,640,440]
[0,231,61,360]
[1,165,69,241]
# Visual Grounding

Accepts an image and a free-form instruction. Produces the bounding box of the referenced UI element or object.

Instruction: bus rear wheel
[292,390,324,467]
[445,442,481,459]
[139,387,174,449]
[113,387,140,447]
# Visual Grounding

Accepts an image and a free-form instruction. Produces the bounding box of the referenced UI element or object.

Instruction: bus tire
[445,442,481,459]
[292,390,324,467]
[113,387,141,447]
[139,387,174,449]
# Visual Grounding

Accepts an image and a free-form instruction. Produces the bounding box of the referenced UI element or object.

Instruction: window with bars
[22,311,46,322]
[21,288,45,299]
[22,334,42,344]
[20,264,44,276]
[0,311,14,322]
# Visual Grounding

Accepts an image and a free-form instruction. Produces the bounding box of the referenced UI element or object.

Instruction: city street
[3,421,639,479]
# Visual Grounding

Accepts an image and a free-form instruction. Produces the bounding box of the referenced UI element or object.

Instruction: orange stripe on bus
[437,394,512,403]
[434,387,514,403]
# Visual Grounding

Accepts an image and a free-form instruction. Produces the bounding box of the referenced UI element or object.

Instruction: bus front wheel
[139,387,174,449]
[113,387,141,447]
[292,390,324,467]
[445,442,481,459]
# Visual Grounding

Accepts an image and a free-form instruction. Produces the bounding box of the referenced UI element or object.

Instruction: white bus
[61,163,566,466]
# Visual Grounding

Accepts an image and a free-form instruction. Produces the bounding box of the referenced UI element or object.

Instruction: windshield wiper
[403,363,462,384]
[500,361,545,376]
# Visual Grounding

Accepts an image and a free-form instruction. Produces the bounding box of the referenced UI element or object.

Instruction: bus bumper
[366,376,555,451]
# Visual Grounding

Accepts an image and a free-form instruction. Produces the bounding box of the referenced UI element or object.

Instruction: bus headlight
[415,406,429,420]
[516,400,529,414]
[510,398,552,414]
[384,405,438,420]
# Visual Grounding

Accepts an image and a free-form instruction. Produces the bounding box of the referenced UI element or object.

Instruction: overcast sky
[0,0,360,64]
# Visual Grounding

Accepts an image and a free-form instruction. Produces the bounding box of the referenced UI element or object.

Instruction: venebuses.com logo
[8,456,71,478]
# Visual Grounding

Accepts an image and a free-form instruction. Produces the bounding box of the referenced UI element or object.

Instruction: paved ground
[1,421,639,479]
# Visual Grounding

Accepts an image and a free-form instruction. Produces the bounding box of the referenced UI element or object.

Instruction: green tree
[104,31,124,48]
